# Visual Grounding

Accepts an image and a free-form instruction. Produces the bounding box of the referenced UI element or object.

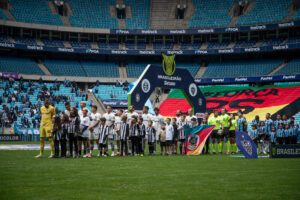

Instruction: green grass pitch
[0,144,300,200]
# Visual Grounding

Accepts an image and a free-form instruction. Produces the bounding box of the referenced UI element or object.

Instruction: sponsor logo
[273,45,288,50]
[0,42,15,48]
[139,50,155,55]
[250,25,266,30]
[212,78,224,82]
[141,79,151,93]
[244,47,260,52]
[27,45,43,50]
[195,50,208,54]
[58,48,74,52]
[225,27,239,32]
[278,22,294,28]
[162,53,176,76]
[169,30,186,34]
[260,76,273,81]
[120,101,128,106]
[218,49,234,54]
[241,138,253,156]
[167,50,183,55]
[86,49,99,54]
[283,75,296,79]
[235,77,248,82]
[111,50,127,54]
[116,30,130,34]
[189,83,198,97]
[141,30,158,34]
[197,29,214,33]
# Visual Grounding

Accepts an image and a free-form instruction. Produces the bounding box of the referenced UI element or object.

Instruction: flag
[159,84,300,121]
[236,131,258,159]
[184,125,215,155]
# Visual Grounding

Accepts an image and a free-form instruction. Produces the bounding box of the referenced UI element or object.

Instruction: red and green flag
[159,84,300,121]
[184,125,215,155]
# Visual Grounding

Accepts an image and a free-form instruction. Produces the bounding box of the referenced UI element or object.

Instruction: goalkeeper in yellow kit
[35,99,56,158]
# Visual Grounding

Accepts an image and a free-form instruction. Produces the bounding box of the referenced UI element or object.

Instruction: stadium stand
[9,0,63,25]
[14,37,37,46]
[291,9,300,21]
[41,39,64,47]
[43,60,86,77]
[237,0,293,25]
[0,56,44,75]
[190,0,234,28]
[234,40,256,48]
[125,0,150,29]
[0,79,90,128]
[0,9,8,20]
[126,62,200,78]
[81,61,119,77]
[0,35,11,43]
[92,85,128,100]
[68,0,118,28]
[274,59,300,75]
[202,60,282,78]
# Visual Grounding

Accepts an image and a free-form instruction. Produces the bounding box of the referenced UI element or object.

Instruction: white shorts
[89,131,99,140]
[82,130,90,138]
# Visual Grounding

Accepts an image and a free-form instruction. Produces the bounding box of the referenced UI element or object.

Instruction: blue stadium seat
[0,9,8,20]
[68,0,118,29]
[41,39,64,47]
[202,60,282,78]
[126,62,199,78]
[9,0,63,25]
[92,85,127,100]
[81,61,119,77]
[237,0,293,25]
[125,0,150,29]
[274,59,300,75]
[0,56,44,75]
[44,60,86,77]
[190,0,234,28]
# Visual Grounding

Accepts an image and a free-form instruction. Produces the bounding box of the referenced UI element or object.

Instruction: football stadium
[0,0,300,199]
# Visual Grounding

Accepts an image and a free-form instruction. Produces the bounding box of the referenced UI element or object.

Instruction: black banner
[0,134,21,141]
[270,144,300,158]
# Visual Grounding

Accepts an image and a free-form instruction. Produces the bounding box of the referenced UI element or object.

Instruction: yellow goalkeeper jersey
[40,105,56,127]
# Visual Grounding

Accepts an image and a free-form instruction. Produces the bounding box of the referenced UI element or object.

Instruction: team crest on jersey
[162,53,176,76]
[187,134,200,150]
[189,83,197,97]
[141,79,151,93]
[241,139,253,155]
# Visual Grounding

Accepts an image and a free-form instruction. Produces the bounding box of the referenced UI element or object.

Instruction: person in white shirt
[142,106,152,153]
[152,107,164,153]
[78,101,90,120]
[103,106,115,156]
[114,109,123,155]
[186,108,197,126]
[88,105,101,157]
[165,118,174,155]
[127,105,139,124]
[78,108,90,158]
